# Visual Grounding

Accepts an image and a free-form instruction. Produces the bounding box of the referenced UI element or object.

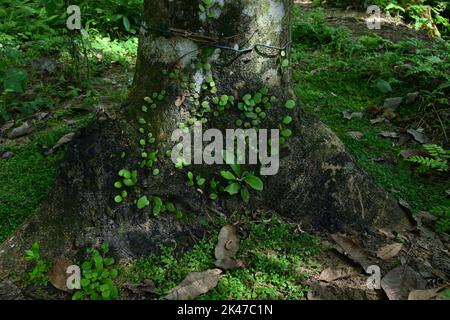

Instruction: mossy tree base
[0,0,411,277]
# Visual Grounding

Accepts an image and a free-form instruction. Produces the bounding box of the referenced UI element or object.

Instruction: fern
[406,144,450,173]
[431,205,450,235]
[423,144,450,159]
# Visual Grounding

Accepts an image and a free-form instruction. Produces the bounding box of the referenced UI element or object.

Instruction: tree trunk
[0,0,411,276]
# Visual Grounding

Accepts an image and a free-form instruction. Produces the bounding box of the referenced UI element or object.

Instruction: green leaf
[102,290,111,299]
[122,16,131,32]
[81,278,90,287]
[153,205,161,216]
[282,116,293,125]
[209,193,218,200]
[153,196,163,207]
[285,100,296,110]
[110,269,118,278]
[123,170,131,179]
[72,291,83,300]
[225,183,241,195]
[93,255,103,272]
[281,129,292,137]
[221,171,236,181]
[3,68,27,93]
[104,257,114,266]
[137,196,150,209]
[230,163,241,177]
[374,79,392,94]
[244,174,264,191]
[166,202,176,212]
[240,186,250,203]
[440,289,450,298]
[81,261,91,271]
[123,179,134,187]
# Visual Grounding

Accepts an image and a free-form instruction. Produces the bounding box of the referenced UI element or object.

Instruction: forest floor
[0,2,449,300]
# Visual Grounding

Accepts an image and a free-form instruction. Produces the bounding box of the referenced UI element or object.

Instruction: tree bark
[0,0,411,277]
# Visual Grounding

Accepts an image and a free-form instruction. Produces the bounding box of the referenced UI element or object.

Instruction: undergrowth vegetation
[0,0,140,121]
[292,7,449,217]
[318,0,450,37]
[125,217,321,300]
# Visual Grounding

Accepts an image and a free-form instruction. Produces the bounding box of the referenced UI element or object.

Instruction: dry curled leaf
[175,95,185,107]
[48,256,74,292]
[331,233,376,270]
[7,122,32,139]
[377,243,403,261]
[215,225,240,260]
[165,269,222,300]
[407,129,428,144]
[370,116,385,124]
[318,266,358,282]
[379,131,399,138]
[381,265,426,300]
[45,133,75,155]
[383,97,403,109]
[408,286,446,300]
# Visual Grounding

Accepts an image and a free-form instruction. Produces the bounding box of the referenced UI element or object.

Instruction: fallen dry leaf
[331,233,376,270]
[175,95,185,107]
[123,279,157,296]
[215,225,240,260]
[7,122,32,139]
[377,243,403,261]
[407,129,428,144]
[48,256,74,292]
[383,97,403,109]
[408,286,445,300]
[379,131,399,138]
[165,269,222,300]
[381,265,426,300]
[370,116,385,124]
[404,92,419,105]
[215,258,245,270]
[346,131,364,140]
[342,111,363,120]
[382,108,396,120]
[45,133,75,155]
[318,266,358,282]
